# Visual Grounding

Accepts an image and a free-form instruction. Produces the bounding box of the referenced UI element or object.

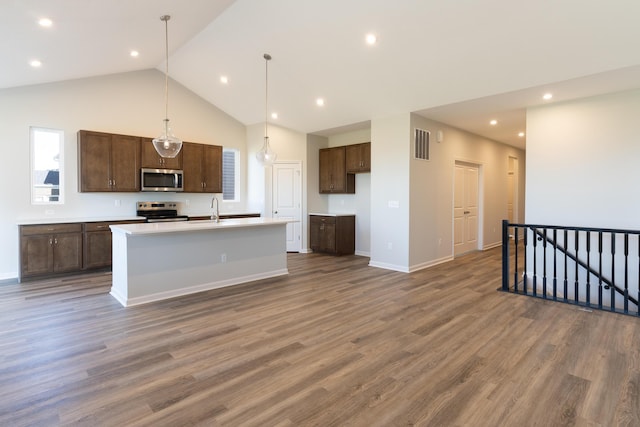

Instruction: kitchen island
[109,218,291,307]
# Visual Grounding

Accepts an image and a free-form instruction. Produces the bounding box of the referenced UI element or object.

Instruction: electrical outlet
[387,242,393,250]
[114,199,121,207]
[221,253,227,263]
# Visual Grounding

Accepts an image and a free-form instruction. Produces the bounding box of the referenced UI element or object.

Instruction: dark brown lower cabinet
[309,214,355,255]
[20,224,83,279]
[83,222,114,270]
[19,219,144,281]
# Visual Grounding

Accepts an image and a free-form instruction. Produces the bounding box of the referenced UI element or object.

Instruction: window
[222,148,240,201]
[31,127,64,204]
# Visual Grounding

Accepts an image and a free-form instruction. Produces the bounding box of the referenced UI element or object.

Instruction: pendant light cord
[161,15,170,124]
[264,53,271,139]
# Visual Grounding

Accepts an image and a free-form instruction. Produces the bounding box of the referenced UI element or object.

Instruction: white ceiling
[3,0,640,150]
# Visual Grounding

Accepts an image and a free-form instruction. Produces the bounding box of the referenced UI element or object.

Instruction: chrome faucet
[210,196,219,223]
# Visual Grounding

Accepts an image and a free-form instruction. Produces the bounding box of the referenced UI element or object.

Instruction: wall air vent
[414,128,430,161]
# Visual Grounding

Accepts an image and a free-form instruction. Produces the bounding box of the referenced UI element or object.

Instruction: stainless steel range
[136,201,189,222]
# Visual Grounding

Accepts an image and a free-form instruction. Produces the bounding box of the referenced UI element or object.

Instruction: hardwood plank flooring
[1,249,640,426]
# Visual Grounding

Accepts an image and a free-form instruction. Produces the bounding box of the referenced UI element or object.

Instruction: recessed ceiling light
[271,112,278,120]
[130,50,139,58]
[30,60,42,68]
[38,18,53,27]
[518,132,525,137]
[220,75,228,84]
[316,98,325,107]
[543,93,553,100]
[490,119,497,126]
[365,33,377,45]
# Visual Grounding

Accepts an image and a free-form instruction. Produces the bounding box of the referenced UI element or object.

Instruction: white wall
[409,114,525,270]
[369,114,412,271]
[526,89,640,228]
[246,122,310,248]
[0,70,246,281]
[367,112,525,273]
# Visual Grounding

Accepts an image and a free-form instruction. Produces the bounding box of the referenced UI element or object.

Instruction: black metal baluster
[523,228,528,295]
[586,231,591,307]
[553,228,558,301]
[611,232,616,312]
[533,227,538,297]
[543,228,548,298]
[624,233,629,314]
[598,231,603,310]
[514,227,520,293]
[564,229,569,302]
[574,231,579,304]
[502,220,509,292]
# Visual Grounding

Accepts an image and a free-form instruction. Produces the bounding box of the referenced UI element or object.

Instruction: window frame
[222,148,240,202]
[30,127,64,205]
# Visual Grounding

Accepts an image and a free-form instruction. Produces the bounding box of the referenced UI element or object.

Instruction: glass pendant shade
[152,118,182,158]
[256,53,277,166]
[153,15,182,159]
[256,136,277,165]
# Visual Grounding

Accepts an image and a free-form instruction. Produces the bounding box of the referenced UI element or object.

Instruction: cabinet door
[346,143,371,173]
[320,222,336,252]
[329,147,347,192]
[319,149,333,193]
[141,137,182,169]
[21,235,53,277]
[53,233,83,273]
[78,130,112,192]
[110,134,140,191]
[84,230,112,269]
[310,217,322,251]
[202,145,222,193]
[182,142,203,192]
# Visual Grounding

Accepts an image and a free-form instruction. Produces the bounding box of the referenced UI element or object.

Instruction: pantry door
[453,163,479,256]
[273,161,302,252]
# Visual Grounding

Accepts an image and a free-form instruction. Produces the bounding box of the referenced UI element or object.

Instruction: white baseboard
[110,268,289,307]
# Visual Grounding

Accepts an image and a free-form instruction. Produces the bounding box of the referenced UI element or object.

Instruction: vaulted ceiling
[4,0,640,150]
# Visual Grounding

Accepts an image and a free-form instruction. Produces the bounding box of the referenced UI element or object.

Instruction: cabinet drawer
[84,222,112,232]
[21,223,82,236]
[310,215,336,225]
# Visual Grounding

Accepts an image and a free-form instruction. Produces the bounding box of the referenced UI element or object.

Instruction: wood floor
[1,248,640,426]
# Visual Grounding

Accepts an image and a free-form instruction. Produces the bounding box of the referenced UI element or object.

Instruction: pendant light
[255,53,277,166]
[152,15,182,158]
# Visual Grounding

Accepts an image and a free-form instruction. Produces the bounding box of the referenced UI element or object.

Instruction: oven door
[141,168,184,192]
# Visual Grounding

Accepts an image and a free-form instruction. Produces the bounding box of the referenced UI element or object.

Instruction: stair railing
[501,220,640,316]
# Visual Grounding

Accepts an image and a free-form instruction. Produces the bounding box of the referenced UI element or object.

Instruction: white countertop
[17,216,145,225]
[187,212,261,218]
[309,212,356,217]
[110,217,293,236]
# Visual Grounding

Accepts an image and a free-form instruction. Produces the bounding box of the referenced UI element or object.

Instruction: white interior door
[454,163,479,256]
[507,156,518,223]
[273,162,302,252]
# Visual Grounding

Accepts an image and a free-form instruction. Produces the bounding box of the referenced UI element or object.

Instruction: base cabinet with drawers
[309,214,355,255]
[20,224,83,279]
[19,220,144,281]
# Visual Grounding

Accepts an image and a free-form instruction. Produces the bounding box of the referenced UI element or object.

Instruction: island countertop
[110,217,293,236]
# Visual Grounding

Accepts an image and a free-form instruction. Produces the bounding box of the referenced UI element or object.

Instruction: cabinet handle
[49,238,53,245]
[54,238,58,245]
[112,179,116,187]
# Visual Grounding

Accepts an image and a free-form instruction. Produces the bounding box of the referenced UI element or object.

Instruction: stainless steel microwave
[141,168,184,192]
